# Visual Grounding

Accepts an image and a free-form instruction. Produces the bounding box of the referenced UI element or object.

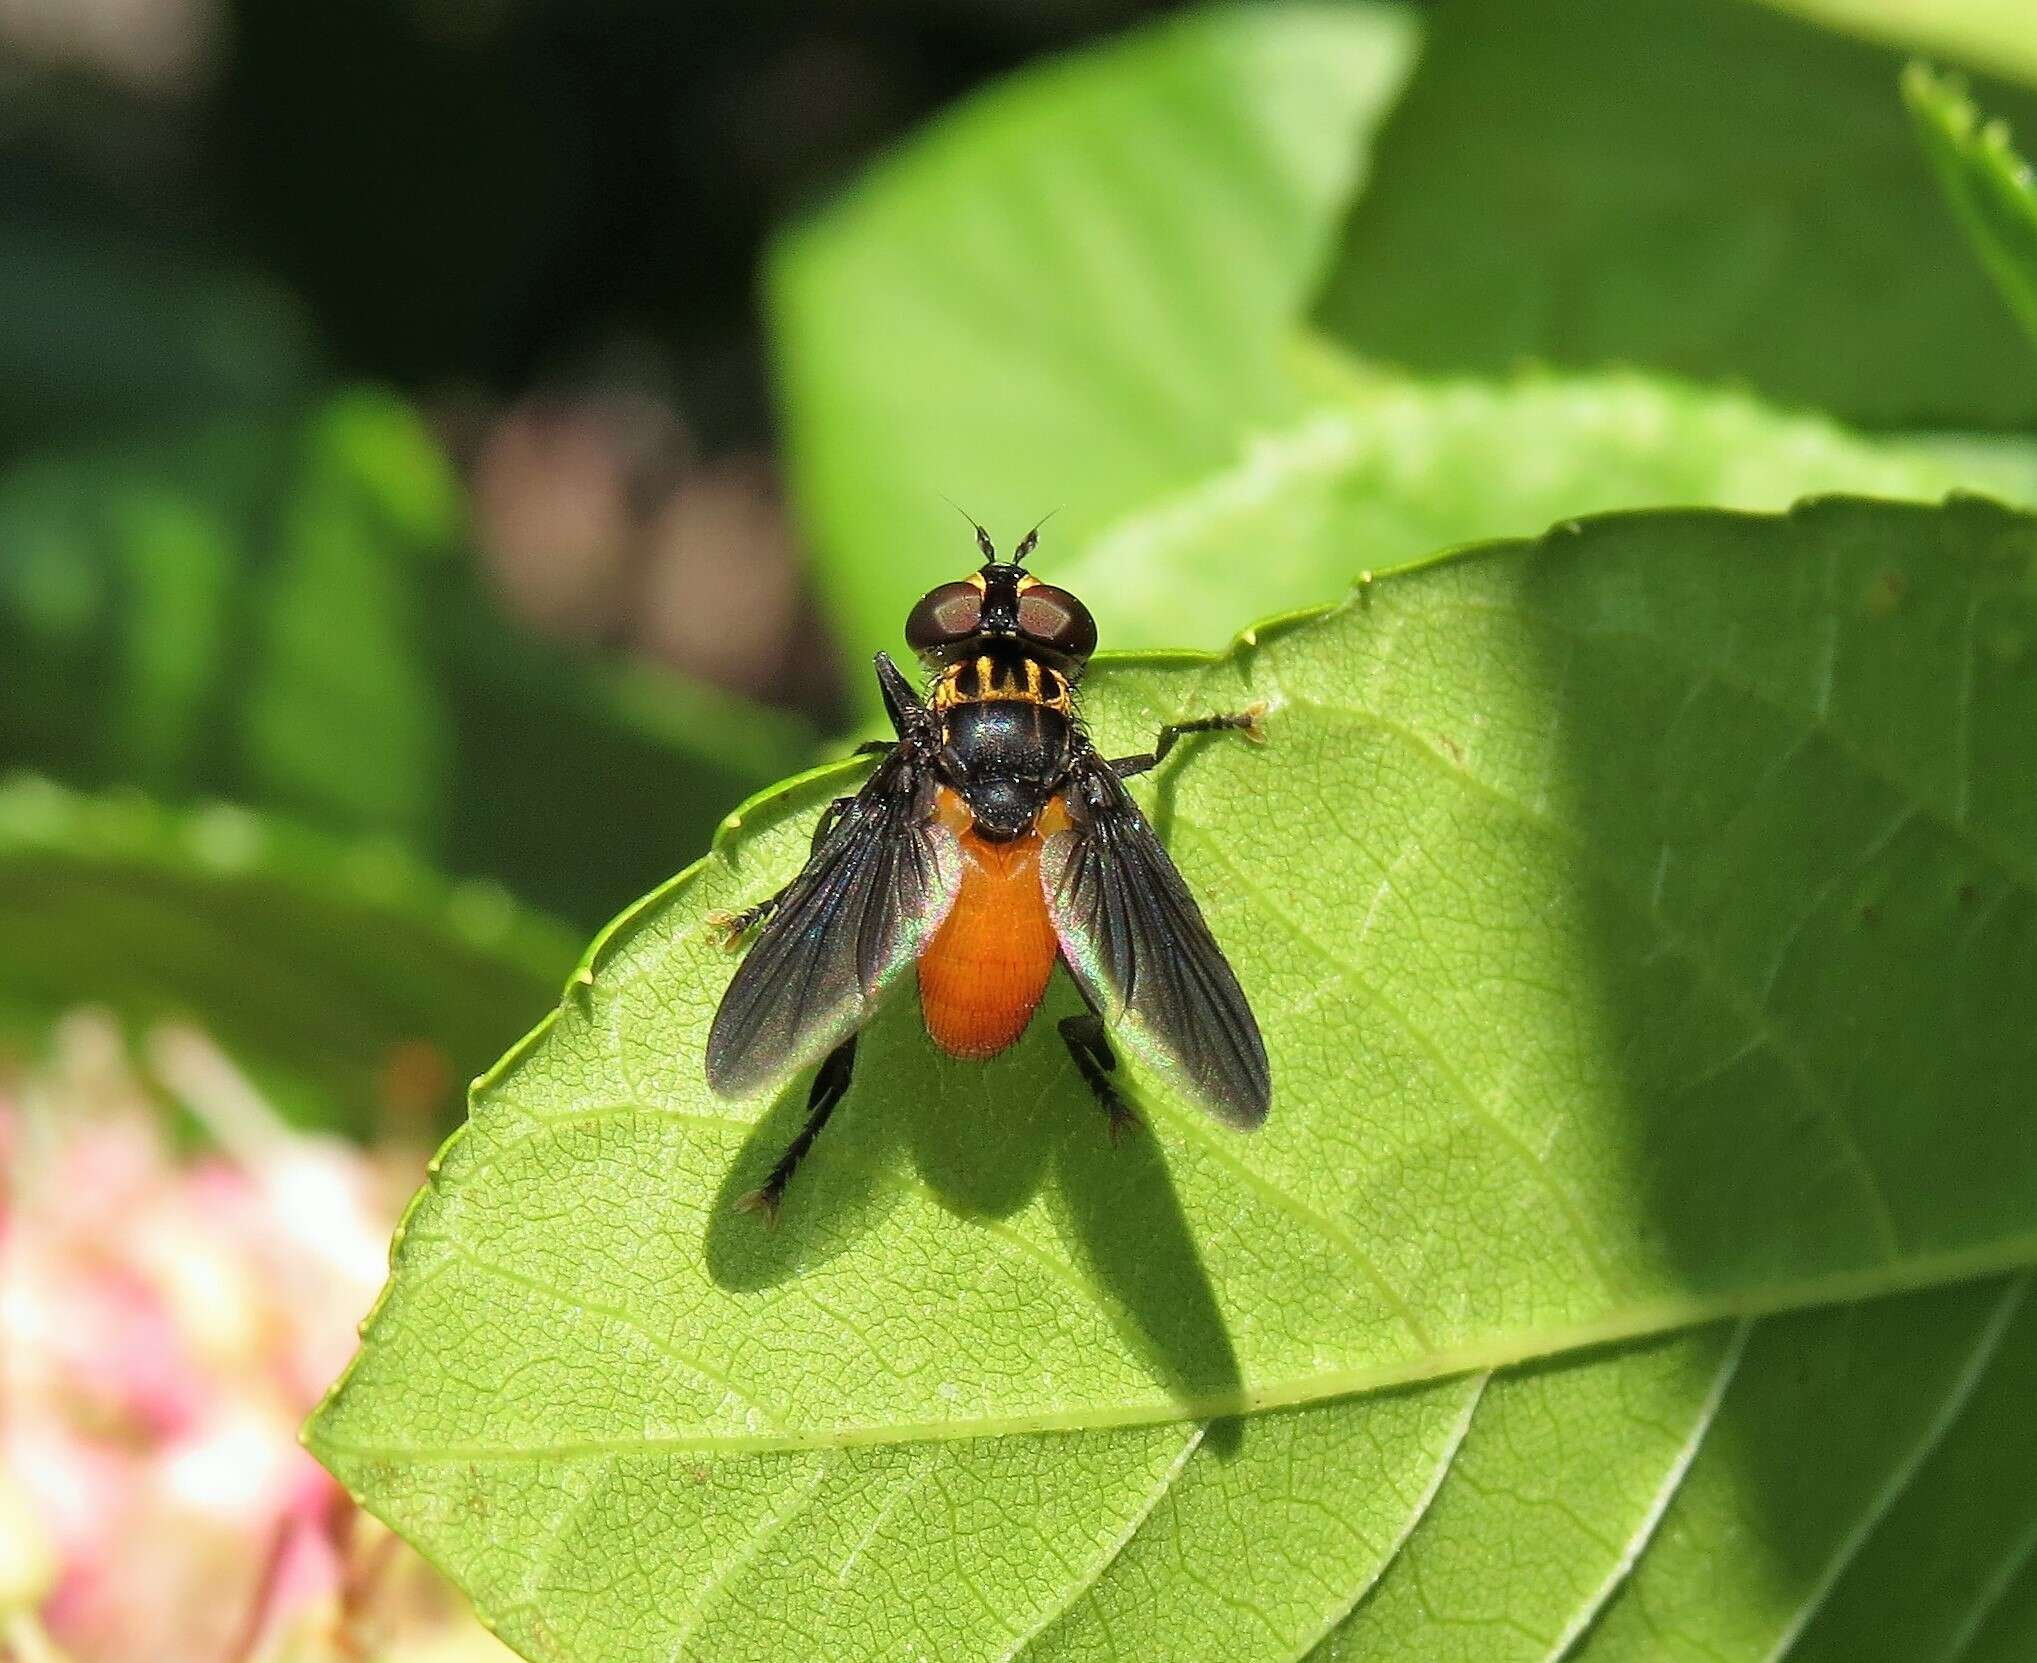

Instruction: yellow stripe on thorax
[931,652,1072,713]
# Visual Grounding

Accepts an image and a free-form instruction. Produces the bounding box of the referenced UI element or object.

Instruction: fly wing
[707,749,960,1100]
[1040,751,1270,1127]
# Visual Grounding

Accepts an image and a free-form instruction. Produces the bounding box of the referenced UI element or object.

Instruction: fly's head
[902,521,1097,675]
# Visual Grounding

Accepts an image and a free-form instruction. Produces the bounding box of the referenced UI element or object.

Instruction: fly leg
[705,793,856,947]
[1059,1009,1140,1143]
[738,1036,857,1221]
[1108,701,1267,779]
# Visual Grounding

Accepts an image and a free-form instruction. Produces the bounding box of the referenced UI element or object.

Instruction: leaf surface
[1022,1378,1485,1662]
[313,495,2037,1659]
[1572,1278,2026,1661]
[1786,1278,2037,1663]
[1314,1326,1744,1662]
[1758,0,2037,84]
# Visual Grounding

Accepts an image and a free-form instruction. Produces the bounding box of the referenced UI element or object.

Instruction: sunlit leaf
[313,494,2037,1660]
[1315,1325,1743,1661]
[1053,355,2037,651]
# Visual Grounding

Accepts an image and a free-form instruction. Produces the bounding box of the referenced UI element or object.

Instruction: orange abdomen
[918,789,1062,1059]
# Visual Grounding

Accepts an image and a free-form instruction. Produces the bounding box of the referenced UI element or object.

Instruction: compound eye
[1016,584,1097,661]
[904,581,982,652]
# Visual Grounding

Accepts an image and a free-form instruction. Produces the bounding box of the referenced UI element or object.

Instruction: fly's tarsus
[704,901,773,951]
[1110,703,1268,780]
[1059,1011,1141,1142]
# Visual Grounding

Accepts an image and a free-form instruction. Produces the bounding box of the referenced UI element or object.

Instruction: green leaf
[771,1,1419,686]
[1571,1279,2027,1660]
[0,390,813,926]
[1054,354,2037,651]
[1315,1325,1744,1661]
[774,0,2037,698]
[1312,0,2037,429]
[312,494,2037,1660]
[0,392,454,838]
[1759,0,2037,86]
[1907,63,2037,359]
[0,775,577,1133]
[1024,1378,1484,1661]
[1774,1279,2037,1663]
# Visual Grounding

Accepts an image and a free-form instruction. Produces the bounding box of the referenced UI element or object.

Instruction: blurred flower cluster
[1,1013,511,1663]
[456,385,843,723]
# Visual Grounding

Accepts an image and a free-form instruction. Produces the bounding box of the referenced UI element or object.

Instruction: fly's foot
[735,1182,785,1225]
[1237,700,1270,743]
[705,903,770,951]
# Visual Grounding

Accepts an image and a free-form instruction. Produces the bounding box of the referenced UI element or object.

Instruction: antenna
[940,495,997,564]
[1010,509,1059,567]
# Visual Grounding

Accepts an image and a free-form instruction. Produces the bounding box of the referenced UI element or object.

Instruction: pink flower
[2,1015,509,1663]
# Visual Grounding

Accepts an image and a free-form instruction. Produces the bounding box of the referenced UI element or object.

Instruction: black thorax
[932,640,1075,841]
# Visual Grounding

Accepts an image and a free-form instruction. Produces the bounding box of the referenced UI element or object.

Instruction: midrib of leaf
[314,1241,2037,1468]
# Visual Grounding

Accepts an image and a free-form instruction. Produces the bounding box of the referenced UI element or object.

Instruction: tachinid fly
[705,521,1270,1216]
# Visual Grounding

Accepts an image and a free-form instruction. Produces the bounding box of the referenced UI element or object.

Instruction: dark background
[1,0,1183,719]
